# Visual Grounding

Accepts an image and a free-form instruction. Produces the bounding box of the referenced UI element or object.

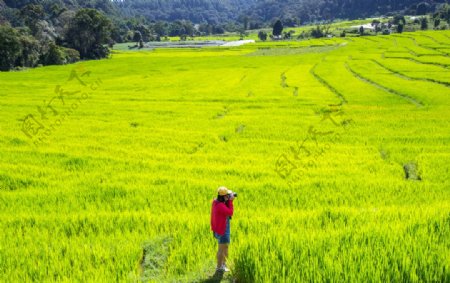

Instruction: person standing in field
[211,186,235,272]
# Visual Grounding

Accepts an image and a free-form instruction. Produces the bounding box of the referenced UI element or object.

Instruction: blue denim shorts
[213,218,230,244]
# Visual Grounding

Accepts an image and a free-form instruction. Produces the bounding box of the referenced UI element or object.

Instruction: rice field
[0,30,449,282]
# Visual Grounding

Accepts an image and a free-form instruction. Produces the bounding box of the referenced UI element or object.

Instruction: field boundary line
[408,57,450,68]
[407,36,449,57]
[344,62,424,107]
[416,44,449,57]
[393,38,398,46]
[404,46,419,57]
[358,36,378,43]
[310,63,348,105]
[417,33,450,46]
[371,59,450,87]
[395,35,447,57]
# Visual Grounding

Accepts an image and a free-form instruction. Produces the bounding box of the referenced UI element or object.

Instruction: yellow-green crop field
[0,31,449,282]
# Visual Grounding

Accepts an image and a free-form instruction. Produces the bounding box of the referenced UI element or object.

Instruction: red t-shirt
[210,199,233,235]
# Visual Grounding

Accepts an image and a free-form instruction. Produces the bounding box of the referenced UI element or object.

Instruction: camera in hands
[228,192,237,198]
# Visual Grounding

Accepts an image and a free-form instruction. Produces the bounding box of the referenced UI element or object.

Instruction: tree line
[114,0,256,25]
[0,0,240,71]
[0,5,112,71]
[244,0,448,25]
[107,0,449,27]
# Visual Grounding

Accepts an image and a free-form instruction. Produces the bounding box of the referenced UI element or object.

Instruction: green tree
[198,23,212,35]
[168,20,194,37]
[64,48,80,64]
[416,2,429,15]
[133,30,142,44]
[153,21,168,37]
[257,30,267,41]
[393,15,406,25]
[0,25,21,71]
[394,15,406,34]
[283,31,292,39]
[49,3,66,19]
[443,4,450,24]
[310,25,324,38]
[238,28,248,40]
[371,20,381,34]
[359,25,364,36]
[434,17,440,29]
[20,4,44,36]
[420,17,428,30]
[16,33,40,68]
[238,15,250,30]
[42,42,65,65]
[213,25,225,34]
[272,19,283,37]
[135,25,151,42]
[65,8,112,59]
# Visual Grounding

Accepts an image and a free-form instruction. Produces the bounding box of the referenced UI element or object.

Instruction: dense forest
[115,0,256,24]
[1,0,448,26]
[245,0,446,24]
[115,0,447,25]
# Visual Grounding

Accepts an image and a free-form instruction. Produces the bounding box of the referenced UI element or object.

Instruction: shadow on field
[197,270,226,283]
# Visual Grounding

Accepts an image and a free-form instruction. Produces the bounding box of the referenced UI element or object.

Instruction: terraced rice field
[0,30,449,282]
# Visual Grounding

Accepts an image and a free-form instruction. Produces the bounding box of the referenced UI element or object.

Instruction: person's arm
[217,199,233,217]
[210,201,215,229]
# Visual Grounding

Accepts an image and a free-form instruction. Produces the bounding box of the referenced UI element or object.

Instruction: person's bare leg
[216,245,221,269]
[223,244,229,266]
[217,244,226,269]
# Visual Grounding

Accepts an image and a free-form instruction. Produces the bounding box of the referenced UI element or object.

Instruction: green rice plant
[0,29,449,282]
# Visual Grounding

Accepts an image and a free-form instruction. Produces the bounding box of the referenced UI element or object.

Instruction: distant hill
[114,0,445,25]
[0,0,446,26]
[115,0,257,24]
[248,0,447,24]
